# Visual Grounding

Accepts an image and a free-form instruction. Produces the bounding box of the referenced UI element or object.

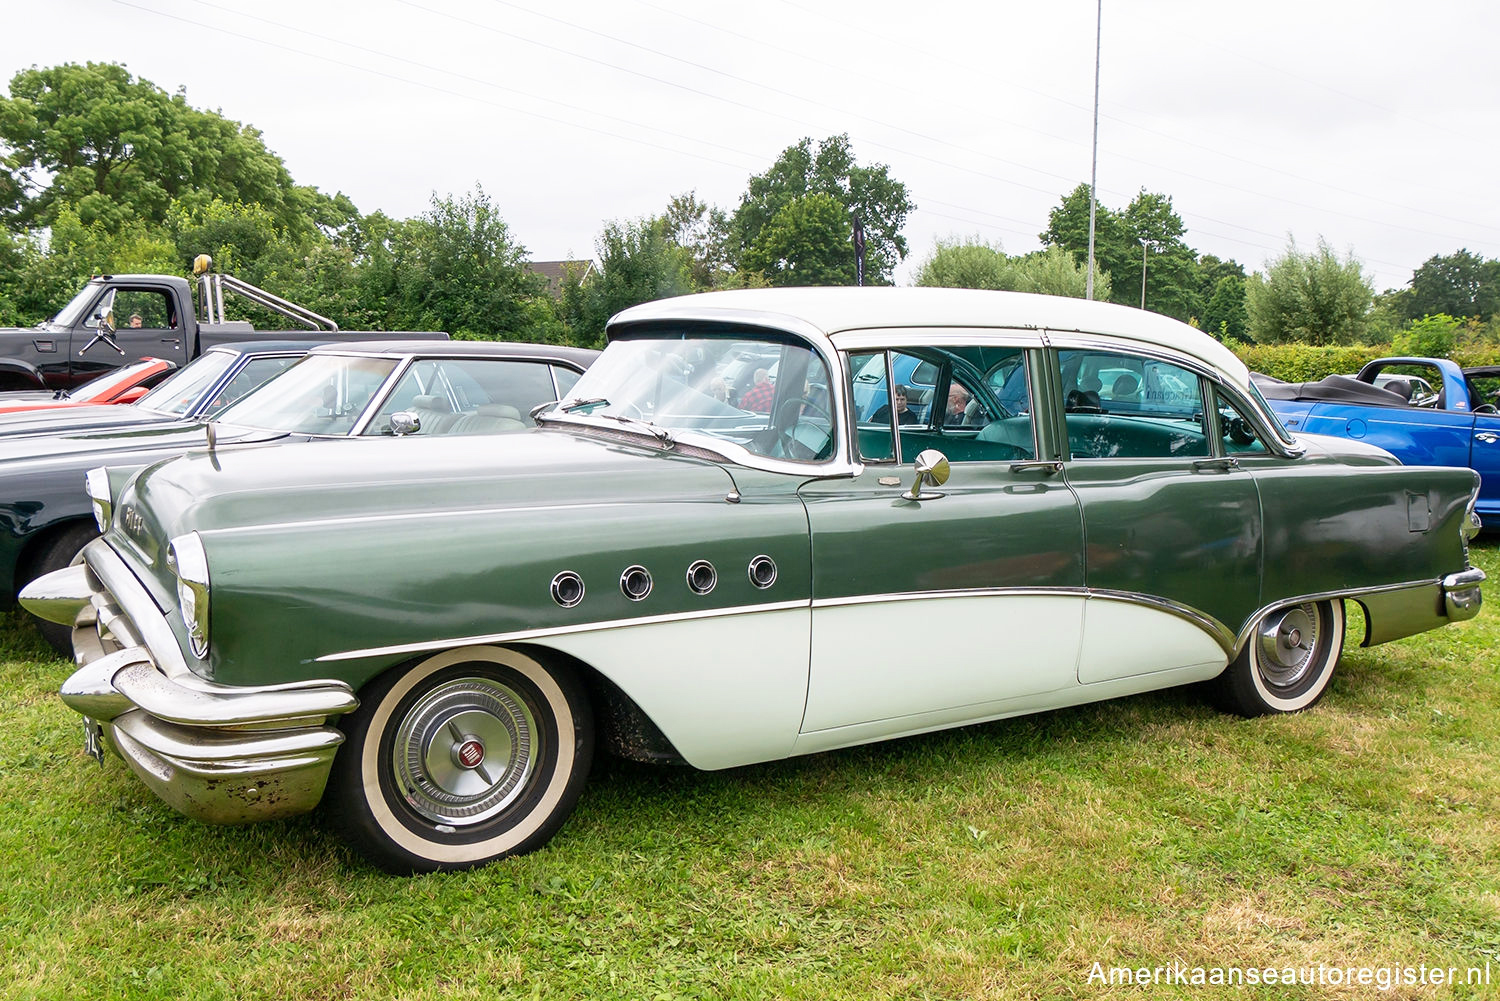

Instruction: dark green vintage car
[24,288,1485,873]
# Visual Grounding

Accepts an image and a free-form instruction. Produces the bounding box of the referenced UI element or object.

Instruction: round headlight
[167,532,210,659]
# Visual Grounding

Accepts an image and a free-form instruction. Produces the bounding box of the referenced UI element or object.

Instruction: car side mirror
[390,412,421,436]
[903,448,950,500]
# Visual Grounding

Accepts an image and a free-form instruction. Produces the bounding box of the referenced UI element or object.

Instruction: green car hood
[123,428,740,540]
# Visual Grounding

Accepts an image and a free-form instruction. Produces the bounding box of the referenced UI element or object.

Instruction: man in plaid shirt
[739,368,776,412]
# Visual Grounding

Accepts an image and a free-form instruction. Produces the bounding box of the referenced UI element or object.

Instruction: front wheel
[1212,600,1345,717]
[326,646,593,873]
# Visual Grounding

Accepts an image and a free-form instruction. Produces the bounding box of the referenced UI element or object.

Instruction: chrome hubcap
[392,678,537,826]
[1256,604,1319,690]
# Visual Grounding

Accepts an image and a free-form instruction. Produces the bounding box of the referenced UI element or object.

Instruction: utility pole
[1139,239,1149,309]
[1085,0,1102,301]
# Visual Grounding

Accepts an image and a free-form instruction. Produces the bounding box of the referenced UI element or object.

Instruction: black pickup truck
[0,257,445,390]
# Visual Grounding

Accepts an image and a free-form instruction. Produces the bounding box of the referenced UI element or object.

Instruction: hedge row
[1224,341,1500,382]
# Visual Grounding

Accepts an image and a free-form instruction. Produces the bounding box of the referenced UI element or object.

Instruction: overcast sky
[4,0,1498,294]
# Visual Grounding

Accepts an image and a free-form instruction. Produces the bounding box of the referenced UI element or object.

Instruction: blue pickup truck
[1257,356,1500,526]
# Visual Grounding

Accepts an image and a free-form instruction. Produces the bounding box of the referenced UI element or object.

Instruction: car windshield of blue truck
[545,334,834,463]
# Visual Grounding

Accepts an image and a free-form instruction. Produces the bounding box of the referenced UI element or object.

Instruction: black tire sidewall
[329,646,592,873]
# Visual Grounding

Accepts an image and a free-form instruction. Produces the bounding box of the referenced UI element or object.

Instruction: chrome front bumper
[22,541,358,824]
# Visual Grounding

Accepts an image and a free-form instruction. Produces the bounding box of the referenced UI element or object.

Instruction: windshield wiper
[601,413,675,447]
[560,397,609,413]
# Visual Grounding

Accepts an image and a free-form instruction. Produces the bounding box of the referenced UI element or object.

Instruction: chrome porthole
[748,555,778,589]
[620,565,653,601]
[686,560,717,595]
[550,571,585,608]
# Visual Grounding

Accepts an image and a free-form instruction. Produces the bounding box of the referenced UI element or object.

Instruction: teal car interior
[22,287,1485,874]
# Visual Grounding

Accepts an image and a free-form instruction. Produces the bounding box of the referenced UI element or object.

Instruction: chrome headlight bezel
[167,532,210,659]
[86,467,112,533]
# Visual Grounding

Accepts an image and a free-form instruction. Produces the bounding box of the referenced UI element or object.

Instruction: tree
[386,186,550,340]
[560,215,696,345]
[1403,249,1500,322]
[913,237,1106,299]
[1040,183,1134,299]
[0,62,339,237]
[1121,191,1198,320]
[912,237,1009,289]
[740,192,856,286]
[660,191,736,290]
[734,135,913,285]
[1245,238,1374,345]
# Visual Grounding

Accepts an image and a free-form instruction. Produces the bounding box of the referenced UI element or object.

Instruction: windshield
[545,332,835,463]
[69,359,165,401]
[51,282,105,328]
[137,350,239,416]
[217,353,398,434]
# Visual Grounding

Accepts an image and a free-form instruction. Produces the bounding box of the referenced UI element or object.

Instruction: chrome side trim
[317,572,1482,667]
[316,599,811,663]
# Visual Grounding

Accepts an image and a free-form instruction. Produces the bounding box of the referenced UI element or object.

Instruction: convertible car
[24,288,1484,873]
[4,339,595,650]
[0,356,177,415]
[1257,356,1500,526]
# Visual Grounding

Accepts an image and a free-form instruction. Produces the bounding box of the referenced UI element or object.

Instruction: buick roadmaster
[23,288,1485,872]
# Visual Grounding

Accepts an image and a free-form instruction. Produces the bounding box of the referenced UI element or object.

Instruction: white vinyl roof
[610,287,1250,388]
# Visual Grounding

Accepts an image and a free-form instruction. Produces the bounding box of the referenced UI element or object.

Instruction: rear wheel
[326,646,593,873]
[25,522,99,656]
[1212,600,1345,716]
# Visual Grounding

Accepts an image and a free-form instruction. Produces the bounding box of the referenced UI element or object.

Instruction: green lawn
[2,545,1498,999]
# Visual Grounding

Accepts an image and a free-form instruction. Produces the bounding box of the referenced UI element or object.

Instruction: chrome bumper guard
[22,542,358,825]
[1442,567,1485,621]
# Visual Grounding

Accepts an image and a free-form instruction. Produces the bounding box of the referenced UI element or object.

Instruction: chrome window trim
[1048,336,1299,460]
[543,322,857,477]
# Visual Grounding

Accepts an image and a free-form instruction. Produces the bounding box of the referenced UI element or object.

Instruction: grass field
[2,544,1498,1000]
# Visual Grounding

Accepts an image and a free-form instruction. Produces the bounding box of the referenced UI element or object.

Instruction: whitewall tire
[327,645,593,873]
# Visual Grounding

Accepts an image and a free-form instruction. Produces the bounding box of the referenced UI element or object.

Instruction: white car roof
[610,287,1250,389]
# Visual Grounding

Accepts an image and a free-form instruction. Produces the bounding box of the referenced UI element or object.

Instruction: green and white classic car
[24,288,1486,873]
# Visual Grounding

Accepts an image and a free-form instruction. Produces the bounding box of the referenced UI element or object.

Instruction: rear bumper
[1443,567,1485,621]
[23,540,358,824]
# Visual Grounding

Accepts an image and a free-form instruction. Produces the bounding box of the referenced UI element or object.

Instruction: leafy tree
[1008,245,1108,299]
[386,186,550,339]
[1403,249,1500,322]
[1201,275,1249,340]
[1040,183,1134,300]
[912,237,1009,289]
[913,238,1106,299]
[1392,313,1464,358]
[741,192,857,286]
[734,135,913,285]
[660,191,736,290]
[0,62,340,237]
[1121,191,1198,320]
[1245,238,1374,345]
[560,215,695,345]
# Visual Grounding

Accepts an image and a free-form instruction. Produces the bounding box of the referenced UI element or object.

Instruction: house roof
[528,260,594,299]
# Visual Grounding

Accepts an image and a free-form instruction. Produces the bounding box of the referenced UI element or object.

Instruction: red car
[0,357,176,415]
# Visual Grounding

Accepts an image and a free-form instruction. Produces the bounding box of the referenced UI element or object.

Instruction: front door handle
[1476,431,1498,444]
[1009,460,1063,475]
[1193,457,1240,472]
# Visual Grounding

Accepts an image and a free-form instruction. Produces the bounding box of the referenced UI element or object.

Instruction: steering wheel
[775,397,833,460]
